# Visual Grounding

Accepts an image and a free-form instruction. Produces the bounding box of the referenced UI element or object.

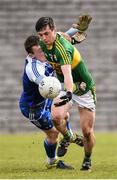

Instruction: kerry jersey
[39,33,95,93]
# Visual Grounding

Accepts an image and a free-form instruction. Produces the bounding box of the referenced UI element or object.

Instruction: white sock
[47,156,58,165]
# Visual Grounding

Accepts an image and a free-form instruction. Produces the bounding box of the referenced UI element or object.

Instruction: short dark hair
[24,35,40,54]
[35,16,55,32]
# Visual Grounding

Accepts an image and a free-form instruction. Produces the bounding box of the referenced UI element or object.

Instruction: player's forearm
[64,75,73,92]
[65,27,78,37]
[61,64,73,92]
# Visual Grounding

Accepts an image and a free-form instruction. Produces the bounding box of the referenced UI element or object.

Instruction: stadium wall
[0,0,117,133]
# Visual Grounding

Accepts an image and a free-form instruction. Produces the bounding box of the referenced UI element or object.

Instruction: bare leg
[78,106,95,170]
[51,98,72,135]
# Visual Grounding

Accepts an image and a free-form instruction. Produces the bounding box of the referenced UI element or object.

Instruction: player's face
[31,45,46,62]
[37,25,56,47]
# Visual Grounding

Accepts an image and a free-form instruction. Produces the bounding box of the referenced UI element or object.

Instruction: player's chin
[45,41,52,46]
[44,41,49,44]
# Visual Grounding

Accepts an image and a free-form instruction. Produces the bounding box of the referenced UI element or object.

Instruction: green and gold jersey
[39,33,95,93]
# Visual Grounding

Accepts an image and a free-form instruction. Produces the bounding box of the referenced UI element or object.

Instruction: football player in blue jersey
[19,35,76,169]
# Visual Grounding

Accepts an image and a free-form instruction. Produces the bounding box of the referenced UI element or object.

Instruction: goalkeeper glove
[72,14,92,32]
[54,91,72,107]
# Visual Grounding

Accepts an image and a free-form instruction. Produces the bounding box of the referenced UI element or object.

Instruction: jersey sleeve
[65,27,78,36]
[26,60,46,85]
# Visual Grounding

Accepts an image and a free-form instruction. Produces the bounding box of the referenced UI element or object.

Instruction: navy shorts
[19,99,54,130]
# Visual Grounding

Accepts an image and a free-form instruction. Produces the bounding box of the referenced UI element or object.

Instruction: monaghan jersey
[19,55,54,107]
[39,33,95,93]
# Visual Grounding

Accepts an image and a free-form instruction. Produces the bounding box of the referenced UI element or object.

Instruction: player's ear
[53,27,57,37]
[54,26,57,32]
[29,53,34,58]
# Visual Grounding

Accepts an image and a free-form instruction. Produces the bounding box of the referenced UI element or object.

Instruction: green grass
[0,132,117,179]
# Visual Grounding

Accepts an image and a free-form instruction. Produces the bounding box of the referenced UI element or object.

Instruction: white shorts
[59,90,96,111]
[72,90,96,111]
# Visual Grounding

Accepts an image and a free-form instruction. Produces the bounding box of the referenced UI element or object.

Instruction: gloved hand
[71,32,87,44]
[54,91,72,107]
[72,15,92,32]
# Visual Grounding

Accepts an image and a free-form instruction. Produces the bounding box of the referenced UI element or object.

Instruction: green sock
[63,131,71,140]
[85,153,91,160]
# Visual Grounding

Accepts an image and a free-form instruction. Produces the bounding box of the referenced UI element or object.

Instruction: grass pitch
[0,132,117,179]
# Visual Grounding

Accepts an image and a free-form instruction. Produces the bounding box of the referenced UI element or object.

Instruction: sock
[63,120,74,140]
[85,152,91,160]
[44,139,57,160]
[47,156,58,165]
[63,130,72,140]
[66,120,74,137]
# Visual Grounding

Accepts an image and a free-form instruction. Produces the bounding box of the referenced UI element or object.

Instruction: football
[39,76,61,99]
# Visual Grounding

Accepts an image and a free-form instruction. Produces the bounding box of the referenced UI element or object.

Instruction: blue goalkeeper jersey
[19,55,54,107]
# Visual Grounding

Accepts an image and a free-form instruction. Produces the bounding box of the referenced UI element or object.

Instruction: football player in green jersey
[35,15,96,171]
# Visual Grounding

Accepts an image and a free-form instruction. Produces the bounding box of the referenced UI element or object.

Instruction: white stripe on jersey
[25,55,46,84]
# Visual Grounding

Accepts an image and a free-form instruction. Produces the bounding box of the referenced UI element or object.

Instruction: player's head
[35,17,55,31]
[24,35,46,61]
[35,16,56,47]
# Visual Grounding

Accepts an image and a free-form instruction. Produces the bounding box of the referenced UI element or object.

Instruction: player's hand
[72,15,92,32]
[73,82,86,94]
[54,91,72,107]
[71,32,87,44]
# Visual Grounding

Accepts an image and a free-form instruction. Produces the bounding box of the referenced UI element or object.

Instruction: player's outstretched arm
[65,14,92,44]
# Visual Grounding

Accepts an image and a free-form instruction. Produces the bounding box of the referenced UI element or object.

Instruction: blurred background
[0,0,117,133]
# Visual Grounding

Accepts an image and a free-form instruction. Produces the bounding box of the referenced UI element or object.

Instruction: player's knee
[83,128,95,144]
[82,128,92,141]
[52,112,65,122]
